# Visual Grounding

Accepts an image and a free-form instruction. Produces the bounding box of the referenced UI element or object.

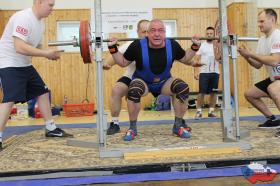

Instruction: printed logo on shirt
[272,43,280,49]
[274,64,280,73]
[16,26,28,36]
[273,64,280,80]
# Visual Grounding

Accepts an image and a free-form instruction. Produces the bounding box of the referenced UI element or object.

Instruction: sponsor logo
[51,132,63,137]
[275,64,280,73]
[16,26,28,36]
[153,77,160,83]
[241,162,277,184]
[272,43,280,49]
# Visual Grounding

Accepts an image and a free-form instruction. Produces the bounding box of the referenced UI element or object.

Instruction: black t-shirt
[123,38,186,75]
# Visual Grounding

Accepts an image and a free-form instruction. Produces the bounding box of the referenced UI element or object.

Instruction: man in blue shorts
[107,19,203,141]
[194,26,220,119]
[0,0,73,150]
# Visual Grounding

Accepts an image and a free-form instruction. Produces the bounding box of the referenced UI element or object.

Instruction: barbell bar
[49,37,222,47]
[48,36,259,47]
[48,20,259,64]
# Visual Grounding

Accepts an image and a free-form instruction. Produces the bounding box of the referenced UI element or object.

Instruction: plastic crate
[32,106,61,118]
[10,107,17,114]
[34,107,43,118]
[63,103,94,117]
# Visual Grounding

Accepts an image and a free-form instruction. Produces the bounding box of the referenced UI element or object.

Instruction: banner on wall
[102,9,152,36]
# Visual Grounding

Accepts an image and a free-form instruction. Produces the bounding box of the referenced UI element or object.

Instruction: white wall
[0,0,280,10]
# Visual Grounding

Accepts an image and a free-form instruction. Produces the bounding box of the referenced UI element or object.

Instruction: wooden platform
[0,116,280,173]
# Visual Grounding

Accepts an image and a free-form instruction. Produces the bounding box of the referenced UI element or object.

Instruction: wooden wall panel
[0,11,3,35]
[227,3,251,107]
[1,6,279,110]
[153,8,219,106]
[0,10,15,35]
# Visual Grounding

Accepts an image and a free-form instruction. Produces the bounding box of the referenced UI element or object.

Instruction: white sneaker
[194,111,202,120]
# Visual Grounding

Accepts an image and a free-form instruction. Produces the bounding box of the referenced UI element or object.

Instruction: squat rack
[67,0,258,158]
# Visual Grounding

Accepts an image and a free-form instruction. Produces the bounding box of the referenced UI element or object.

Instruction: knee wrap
[127,80,145,103]
[171,79,189,103]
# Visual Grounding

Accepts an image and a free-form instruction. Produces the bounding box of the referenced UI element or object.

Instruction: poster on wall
[102,9,152,37]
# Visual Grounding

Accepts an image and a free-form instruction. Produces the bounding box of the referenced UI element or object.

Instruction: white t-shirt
[256,29,280,81]
[118,41,136,79]
[0,8,44,68]
[196,41,219,74]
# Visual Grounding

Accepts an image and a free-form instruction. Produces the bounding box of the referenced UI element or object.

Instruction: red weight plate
[79,20,93,64]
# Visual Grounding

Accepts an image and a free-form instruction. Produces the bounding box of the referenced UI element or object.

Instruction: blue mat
[4,115,279,139]
[1,164,280,186]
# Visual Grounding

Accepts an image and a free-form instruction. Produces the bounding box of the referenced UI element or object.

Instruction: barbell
[48,20,259,64]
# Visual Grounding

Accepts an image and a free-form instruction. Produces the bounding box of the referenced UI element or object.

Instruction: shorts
[117,76,132,87]
[0,66,49,103]
[147,80,167,97]
[199,73,219,94]
[255,78,272,95]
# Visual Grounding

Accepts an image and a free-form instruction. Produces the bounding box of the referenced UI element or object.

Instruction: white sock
[209,107,215,113]
[0,132,2,142]
[112,117,119,125]
[197,108,202,112]
[45,119,57,131]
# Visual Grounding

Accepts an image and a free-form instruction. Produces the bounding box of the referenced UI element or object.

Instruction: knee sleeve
[170,78,189,103]
[127,80,145,103]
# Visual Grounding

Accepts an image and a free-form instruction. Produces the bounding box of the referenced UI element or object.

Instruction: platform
[0,117,279,176]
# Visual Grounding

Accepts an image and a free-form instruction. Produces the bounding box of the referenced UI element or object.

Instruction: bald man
[0,0,73,150]
[108,19,203,141]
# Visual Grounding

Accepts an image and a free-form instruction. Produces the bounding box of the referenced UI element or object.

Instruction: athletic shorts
[255,78,272,95]
[0,66,49,103]
[147,80,167,98]
[117,76,132,87]
[199,73,219,94]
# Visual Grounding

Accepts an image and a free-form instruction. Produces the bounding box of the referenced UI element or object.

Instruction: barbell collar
[237,36,259,42]
[48,38,79,47]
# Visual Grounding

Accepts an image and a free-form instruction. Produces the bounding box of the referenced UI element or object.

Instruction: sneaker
[107,122,120,135]
[123,129,137,141]
[208,112,217,117]
[173,126,191,138]
[194,111,202,120]
[181,120,192,132]
[258,119,280,129]
[275,130,280,138]
[45,127,74,138]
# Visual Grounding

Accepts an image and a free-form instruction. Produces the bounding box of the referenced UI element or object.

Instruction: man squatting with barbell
[107,19,204,141]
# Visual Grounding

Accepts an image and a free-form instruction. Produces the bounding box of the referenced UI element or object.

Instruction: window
[163,20,177,37]
[127,19,177,38]
[57,21,80,52]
